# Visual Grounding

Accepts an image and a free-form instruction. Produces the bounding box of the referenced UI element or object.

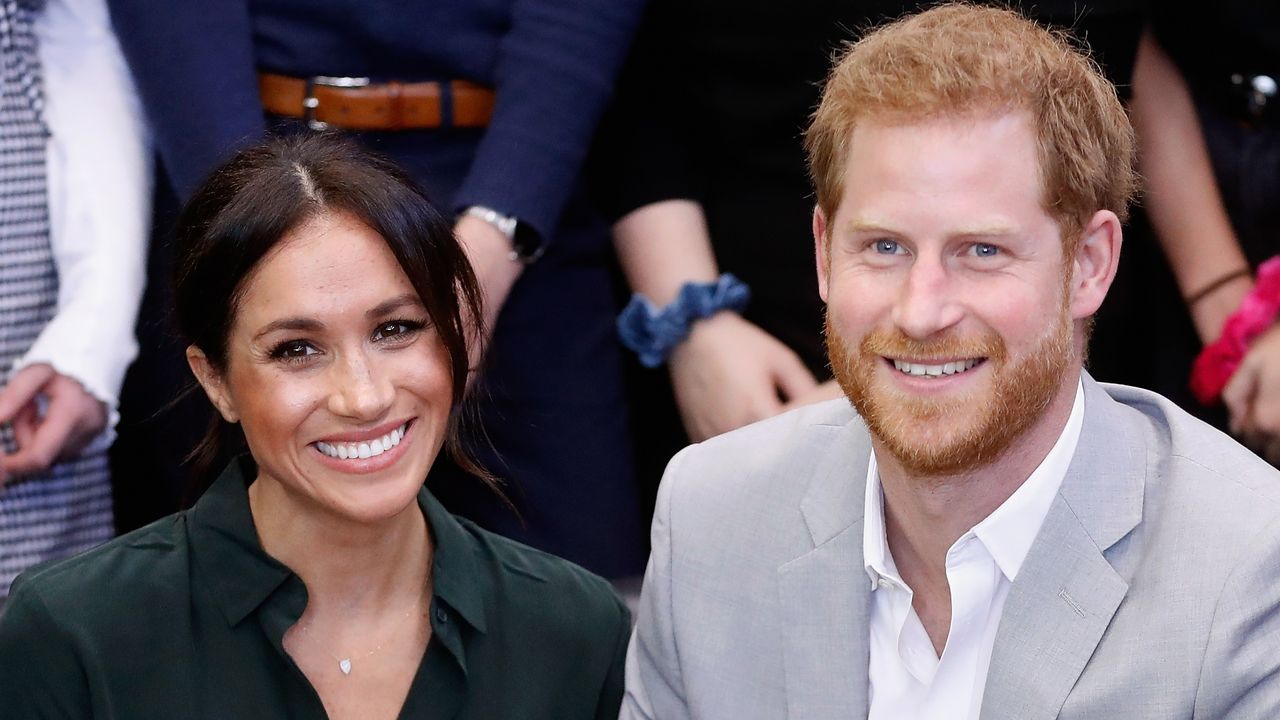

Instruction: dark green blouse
[0,458,630,719]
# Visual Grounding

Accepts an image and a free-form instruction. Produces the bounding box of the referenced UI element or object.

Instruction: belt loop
[386,80,404,130]
[302,78,328,131]
[440,81,455,131]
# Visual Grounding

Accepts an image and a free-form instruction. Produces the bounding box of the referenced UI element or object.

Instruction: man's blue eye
[972,243,999,257]
[874,239,900,254]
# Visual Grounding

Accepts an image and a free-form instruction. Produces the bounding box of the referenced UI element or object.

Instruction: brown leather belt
[258,72,495,131]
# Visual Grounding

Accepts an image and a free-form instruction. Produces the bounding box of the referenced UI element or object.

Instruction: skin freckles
[814,111,1083,477]
[189,211,453,528]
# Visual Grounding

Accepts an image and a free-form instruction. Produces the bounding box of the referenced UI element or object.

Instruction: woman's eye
[971,242,1000,258]
[271,340,319,361]
[873,239,902,255]
[372,319,425,343]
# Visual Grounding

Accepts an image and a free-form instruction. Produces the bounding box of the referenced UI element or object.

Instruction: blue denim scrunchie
[616,274,751,368]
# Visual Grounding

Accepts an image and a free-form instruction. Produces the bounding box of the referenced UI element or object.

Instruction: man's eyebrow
[252,317,324,341]
[366,293,423,319]
[846,219,897,235]
[845,219,1018,237]
[952,225,1018,238]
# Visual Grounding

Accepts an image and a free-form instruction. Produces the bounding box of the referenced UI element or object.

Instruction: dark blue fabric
[105,1,264,201]
[106,0,648,577]
[108,0,645,244]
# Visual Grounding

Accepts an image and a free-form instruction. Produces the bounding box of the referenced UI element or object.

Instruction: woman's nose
[327,351,394,420]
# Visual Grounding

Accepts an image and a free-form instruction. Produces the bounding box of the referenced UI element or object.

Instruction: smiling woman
[0,135,631,720]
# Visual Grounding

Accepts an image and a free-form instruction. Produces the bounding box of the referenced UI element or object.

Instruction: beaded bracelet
[616,274,750,368]
[1190,257,1280,405]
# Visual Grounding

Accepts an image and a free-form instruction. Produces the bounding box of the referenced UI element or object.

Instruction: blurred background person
[0,134,630,719]
[106,0,648,579]
[0,0,149,598]
[1122,5,1280,462]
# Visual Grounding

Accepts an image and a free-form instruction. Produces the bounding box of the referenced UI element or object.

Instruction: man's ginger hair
[805,3,1138,243]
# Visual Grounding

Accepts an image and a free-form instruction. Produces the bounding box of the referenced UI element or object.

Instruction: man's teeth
[892,358,981,377]
[315,423,407,460]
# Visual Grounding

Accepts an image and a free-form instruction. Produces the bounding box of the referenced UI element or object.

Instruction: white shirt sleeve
[15,0,153,432]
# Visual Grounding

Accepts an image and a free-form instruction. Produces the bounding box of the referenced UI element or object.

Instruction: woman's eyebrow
[366,293,423,319]
[252,317,323,342]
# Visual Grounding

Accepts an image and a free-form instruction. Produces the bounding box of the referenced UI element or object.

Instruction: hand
[0,364,107,484]
[454,215,525,371]
[780,379,846,413]
[1223,325,1280,464]
[668,313,818,442]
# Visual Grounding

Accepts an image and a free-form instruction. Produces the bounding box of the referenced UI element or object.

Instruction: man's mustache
[858,328,1007,363]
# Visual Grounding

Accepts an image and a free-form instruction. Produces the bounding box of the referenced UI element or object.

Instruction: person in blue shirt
[105,0,649,578]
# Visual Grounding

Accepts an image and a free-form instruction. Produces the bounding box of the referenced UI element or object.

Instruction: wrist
[617,274,751,368]
[669,311,738,364]
[460,205,545,263]
[1191,257,1280,404]
[1191,278,1252,344]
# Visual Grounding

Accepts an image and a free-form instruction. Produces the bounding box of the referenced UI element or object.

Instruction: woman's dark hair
[173,132,490,499]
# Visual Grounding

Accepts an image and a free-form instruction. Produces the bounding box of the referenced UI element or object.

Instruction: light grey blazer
[621,375,1280,719]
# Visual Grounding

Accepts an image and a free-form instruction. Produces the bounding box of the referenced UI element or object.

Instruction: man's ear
[1069,209,1123,320]
[186,345,239,423]
[813,206,831,302]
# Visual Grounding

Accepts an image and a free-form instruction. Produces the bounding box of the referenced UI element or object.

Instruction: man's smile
[889,358,986,377]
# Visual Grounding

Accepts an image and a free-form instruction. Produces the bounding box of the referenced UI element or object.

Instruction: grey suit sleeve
[1193,514,1280,718]
[621,447,694,720]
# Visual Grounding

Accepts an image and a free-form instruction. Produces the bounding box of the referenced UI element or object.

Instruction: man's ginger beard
[826,300,1073,477]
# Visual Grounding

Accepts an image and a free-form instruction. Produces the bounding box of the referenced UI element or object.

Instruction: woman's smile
[311,418,415,473]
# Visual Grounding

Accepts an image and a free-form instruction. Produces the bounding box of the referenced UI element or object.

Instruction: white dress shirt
[14,0,151,434]
[865,380,1085,720]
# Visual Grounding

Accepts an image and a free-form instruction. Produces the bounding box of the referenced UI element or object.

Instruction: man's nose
[327,351,395,420]
[891,256,964,339]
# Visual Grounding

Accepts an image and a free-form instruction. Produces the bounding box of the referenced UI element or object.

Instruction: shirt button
[434,606,449,624]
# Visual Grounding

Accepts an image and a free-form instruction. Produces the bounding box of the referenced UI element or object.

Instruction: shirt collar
[863,451,896,589]
[420,489,489,634]
[188,455,491,638]
[863,379,1086,585]
[187,455,294,627]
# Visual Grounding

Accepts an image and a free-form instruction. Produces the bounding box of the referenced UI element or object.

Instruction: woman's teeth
[892,358,981,377]
[315,423,407,460]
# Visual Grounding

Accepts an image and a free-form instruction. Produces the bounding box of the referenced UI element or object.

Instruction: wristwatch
[462,205,545,264]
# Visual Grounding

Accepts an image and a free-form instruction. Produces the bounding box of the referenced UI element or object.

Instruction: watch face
[464,206,543,262]
[511,222,545,263]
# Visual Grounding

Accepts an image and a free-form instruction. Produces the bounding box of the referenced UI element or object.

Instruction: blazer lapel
[980,375,1147,720]
[779,420,874,719]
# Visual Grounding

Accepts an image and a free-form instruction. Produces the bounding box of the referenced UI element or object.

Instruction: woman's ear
[186,345,239,423]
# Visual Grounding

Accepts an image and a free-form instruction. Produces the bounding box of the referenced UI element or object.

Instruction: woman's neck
[248,476,432,617]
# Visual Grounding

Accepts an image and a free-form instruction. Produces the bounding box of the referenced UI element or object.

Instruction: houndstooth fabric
[0,0,112,599]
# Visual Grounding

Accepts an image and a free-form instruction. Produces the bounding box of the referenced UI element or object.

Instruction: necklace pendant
[339,658,352,675]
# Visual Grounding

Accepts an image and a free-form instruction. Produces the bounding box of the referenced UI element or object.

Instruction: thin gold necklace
[295,606,422,676]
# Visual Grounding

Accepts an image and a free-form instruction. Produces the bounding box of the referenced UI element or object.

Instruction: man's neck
[874,374,1080,652]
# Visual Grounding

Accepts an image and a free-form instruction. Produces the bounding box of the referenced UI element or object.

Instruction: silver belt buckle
[303,75,371,131]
